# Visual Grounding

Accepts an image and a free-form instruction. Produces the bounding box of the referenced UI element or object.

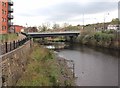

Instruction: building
[107,24,120,31]
[12,25,24,33]
[0,0,13,34]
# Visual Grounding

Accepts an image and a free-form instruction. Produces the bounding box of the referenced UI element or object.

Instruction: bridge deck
[28,31,80,34]
[22,31,80,38]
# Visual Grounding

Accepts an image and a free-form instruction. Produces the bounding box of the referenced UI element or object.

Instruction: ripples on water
[54,43,119,86]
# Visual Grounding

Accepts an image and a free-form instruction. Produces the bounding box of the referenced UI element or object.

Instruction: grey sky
[13,0,119,26]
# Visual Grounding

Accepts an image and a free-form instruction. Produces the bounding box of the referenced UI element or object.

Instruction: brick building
[0,0,13,34]
[13,25,24,33]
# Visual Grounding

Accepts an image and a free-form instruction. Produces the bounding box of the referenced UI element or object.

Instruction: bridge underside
[21,32,80,42]
[27,33,79,38]
[21,32,80,43]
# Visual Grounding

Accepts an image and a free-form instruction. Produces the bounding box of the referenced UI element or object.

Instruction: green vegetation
[0,33,18,43]
[47,37,66,42]
[16,43,75,86]
[78,29,120,49]
[110,18,120,24]
[64,25,80,31]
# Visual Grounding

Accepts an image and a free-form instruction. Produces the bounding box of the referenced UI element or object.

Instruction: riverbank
[16,43,75,86]
[76,30,120,50]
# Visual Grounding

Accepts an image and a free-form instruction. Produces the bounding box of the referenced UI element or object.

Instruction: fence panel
[0,38,29,55]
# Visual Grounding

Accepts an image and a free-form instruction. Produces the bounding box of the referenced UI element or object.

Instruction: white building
[107,24,120,30]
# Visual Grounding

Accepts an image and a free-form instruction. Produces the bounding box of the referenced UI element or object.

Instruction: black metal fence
[0,37,29,55]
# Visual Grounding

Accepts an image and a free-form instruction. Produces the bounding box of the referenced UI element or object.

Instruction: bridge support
[42,37,45,42]
[69,36,74,43]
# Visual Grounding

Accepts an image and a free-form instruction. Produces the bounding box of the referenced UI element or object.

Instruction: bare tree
[38,22,51,32]
[52,23,60,30]
[62,23,69,28]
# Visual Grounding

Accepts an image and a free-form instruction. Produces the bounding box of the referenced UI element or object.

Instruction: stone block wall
[0,40,31,87]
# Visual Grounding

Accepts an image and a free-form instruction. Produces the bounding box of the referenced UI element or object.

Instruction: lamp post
[83,13,84,30]
[26,23,28,33]
[82,9,85,30]
[103,13,109,30]
[93,18,97,31]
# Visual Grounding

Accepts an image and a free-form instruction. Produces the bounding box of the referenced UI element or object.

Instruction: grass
[0,33,18,43]
[16,43,75,86]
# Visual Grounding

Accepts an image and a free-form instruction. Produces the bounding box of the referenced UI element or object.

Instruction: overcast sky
[13,0,119,27]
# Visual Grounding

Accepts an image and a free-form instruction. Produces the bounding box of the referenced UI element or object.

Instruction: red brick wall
[14,25,24,33]
[0,1,2,33]
[0,0,8,34]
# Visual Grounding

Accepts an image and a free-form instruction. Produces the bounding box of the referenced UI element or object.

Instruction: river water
[45,42,119,86]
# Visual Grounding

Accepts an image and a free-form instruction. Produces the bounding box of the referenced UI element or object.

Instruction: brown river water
[45,42,119,86]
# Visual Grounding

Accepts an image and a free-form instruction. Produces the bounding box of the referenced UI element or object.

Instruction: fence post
[10,42,11,51]
[18,40,20,46]
[25,38,27,42]
[21,39,22,45]
[30,38,32,48]
[73,62,75,78]
[15,41,16,49]
[5,42,8,53]
[22,39,23,44]
[16,40,18,48]
[20,39,22,46]
[23,39,24,44]
[19,40,21,46]
[25,38,26,43]
[24,38,26,43]
[13,41,15,49]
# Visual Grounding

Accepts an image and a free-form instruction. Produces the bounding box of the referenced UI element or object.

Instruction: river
[55,44,118,86]
[44,42,119,86]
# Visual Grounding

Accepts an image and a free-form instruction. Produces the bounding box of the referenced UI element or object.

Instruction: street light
[83,13,84,30]
[82,8,85,30]
[103,13,109,30]
[93,18,97,31]
[26,23,28,33]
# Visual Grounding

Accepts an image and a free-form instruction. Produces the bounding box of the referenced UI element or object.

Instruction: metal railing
[8,21,13,26]
[8,7,13,12]
[0,37,29,55]
[8,14,14,19]
[8,0,13,6]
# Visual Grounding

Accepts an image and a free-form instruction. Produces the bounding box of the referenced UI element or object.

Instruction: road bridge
[22,31,80,42]
[22,31,80,38]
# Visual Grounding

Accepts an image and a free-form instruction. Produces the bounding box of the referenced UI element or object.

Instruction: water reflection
[59,43,118,86]
[43,42,118,86]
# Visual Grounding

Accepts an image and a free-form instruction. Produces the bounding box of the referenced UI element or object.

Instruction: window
[4,18,6,22]
[4,3,6,7]
[2,18,6,22]
[2,26,4,30]
[5,26,6,30]
[2,2,6,7]
[2,2,4,6]
[2,10,6,15]
[2,9,4,14]
[2,18,4,22]
[2,26,6,30]
[4,11,6,15]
